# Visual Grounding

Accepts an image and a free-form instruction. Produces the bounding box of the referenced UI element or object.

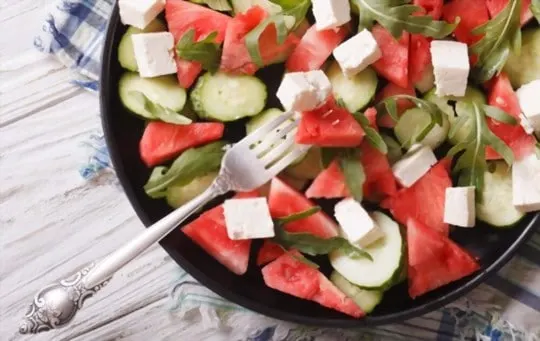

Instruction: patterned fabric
[35,1,540,340]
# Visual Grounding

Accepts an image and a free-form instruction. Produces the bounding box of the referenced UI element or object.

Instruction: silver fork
[19,111,309,335]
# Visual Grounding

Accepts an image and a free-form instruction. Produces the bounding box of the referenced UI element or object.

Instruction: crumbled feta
[276,70,332,112]
[333,29,382,77]
[516,80,540,134]
[392,144,438,188]
[118,0,165,30]
[430,40,470,97]
[223,198,275,240]
[312,0,351,31]
[512,153,540,213]
[132,32,177,78]
[334,198,384,248]
[444,186,476,227]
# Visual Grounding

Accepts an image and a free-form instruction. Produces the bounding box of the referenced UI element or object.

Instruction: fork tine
[267,145,311,175]
[259,133,296,166]
[239,111,295,147]
[252,119,298,155]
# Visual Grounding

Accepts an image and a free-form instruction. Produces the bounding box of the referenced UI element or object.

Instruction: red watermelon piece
[371,25,410,89]
[409,34,432,84]
[286,25,348,72]
[305,161,349,199]
[139,121,225,167]
[486,0,533,26]
[182,191,259,275]
[165,0,231,88]
[442,0,489,46]
[220,6,299,75]
[268,177,339,238]
[413,0,444,19]
[365,107,378,127]
[257,240,286,266]
[262,251,364,317]
[381,159,452,236]
[485,73,536,161]
[407,218,480,298]
[376,82,416,128]
[296,97,365,147]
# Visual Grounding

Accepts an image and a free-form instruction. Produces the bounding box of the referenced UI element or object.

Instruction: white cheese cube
[312,0,351,31]
[223,198,275,240]
[132,32,177,78]
[334,198,385,248]
[519,113,535,135]
[392,144,437,188]
[430,40,470,97]
[516,80,540,134]
[333,29,382,77]
[444,186,476,227]
[276,70,332,112]
[512,153,540,212]
[118,0,165,30]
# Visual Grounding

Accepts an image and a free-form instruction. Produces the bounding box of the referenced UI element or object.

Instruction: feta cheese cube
[519,113,535,135]
[392,144,437,188]
[444,186,476,227]
[430,41,470,97]
[223,198,275,240]
[334,198,385,248]
[276,70,332,112]
[333,29,382,77]
[516,80,540,134]
[312,0,351,31]
[132,32,177,78]
[119,0,165,30]
[512,153,540,212]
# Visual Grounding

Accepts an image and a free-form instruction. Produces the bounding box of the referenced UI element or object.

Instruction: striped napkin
[35,1,540,340]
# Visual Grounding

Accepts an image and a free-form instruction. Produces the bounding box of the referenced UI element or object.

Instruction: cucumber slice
[327,62,378,113]
[330,212,404,290]
[117,19,167,72]
[477,161,526,227]
[394,107,450,149]
[166,172,218,208]
[504,28,540,88]
[381,134,403,165]
[191,72,267,122]
[119,72,187,119]
[330,271,383,313]
[285,147,324,180]
[414,64,435,93]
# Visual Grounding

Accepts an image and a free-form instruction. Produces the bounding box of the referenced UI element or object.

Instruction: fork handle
[83,184,221,289]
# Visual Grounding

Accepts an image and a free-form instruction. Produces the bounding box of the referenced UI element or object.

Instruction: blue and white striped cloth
[35,1,540,340]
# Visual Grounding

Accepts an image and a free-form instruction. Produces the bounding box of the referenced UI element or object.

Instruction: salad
[116,0,540,318]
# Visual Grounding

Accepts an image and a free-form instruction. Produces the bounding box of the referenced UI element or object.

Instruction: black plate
[100,5,539,327]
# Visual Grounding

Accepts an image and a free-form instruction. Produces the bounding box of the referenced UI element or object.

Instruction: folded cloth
[35,1,540,340]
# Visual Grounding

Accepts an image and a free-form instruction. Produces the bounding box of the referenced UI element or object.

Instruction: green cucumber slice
[327,62,378,113]
[285,147,324,180]
[117,19,167,72]
[477,161,526,227]
[119,72,187,119]
[330,271,383,313]
[504,28,540,88]
[191,72,267,122]
[166,172,218,208]
[330,212,404,290]
[394,107,450,149]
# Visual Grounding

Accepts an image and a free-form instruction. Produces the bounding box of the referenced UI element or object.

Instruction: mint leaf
[352,112,388,154]
[339,152,365,203]
[190,0,232,11]
[130,91,192,124]
[276,207,321,224]
[245,15,289,67]
[176,29,222,73]
[271,0,312,29]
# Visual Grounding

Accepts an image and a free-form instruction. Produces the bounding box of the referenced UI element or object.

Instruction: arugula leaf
[352,112,388,154]
[290,252,320,268]
[144,142,226,198]
[532,0,540,23]
[352,0,457,38]
[482,105,518,125]
[245,15,289,67]
[470,0,522,83]
[190,0,232,11]
[176,29,222,73]
[130,91,192,124]
[276,207,322,224]
[339,152,366,203]
[271,0,311,29]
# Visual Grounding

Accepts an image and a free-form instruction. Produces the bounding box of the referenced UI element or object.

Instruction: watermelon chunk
[305,161,349,199]
[139,121,225,167]
[375,82,416,128]
[371,25,410,89]
[413,0,444,19]
[262,251,364,317]
[409,34,432,84]
[485,73,536,161]
[257,240,286,266]
[220,6,299,75]
[286,25,348,72]
[407,218,480,298]
[486,0,533,26]
[182,191,259,275]
[268,177,339,238]
[442,0,489,46]
[296,98,365,147]
[381,159,452,236]
[165,0,231,88]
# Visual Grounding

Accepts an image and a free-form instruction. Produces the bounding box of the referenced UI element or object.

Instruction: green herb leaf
[339,153,366,203]
[336,97,348,109]
[352,0,458,38]
[245,15,289,67]
[190,0,232,11]
[483,105,518,125]
[320,148,338,168]
[271,0,311,29]
[130,91,192,124]
[535,140,540,159]
[352,112,388,154]
[276,207,321,225]
[144,142,226,198]
[381,134,403,164]
[290,252,320,268]
[470,0,522,82]
[532,0,540,23]
[176,29,222,73]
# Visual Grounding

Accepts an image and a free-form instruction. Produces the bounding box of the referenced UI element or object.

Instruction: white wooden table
[0,1,189,340]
